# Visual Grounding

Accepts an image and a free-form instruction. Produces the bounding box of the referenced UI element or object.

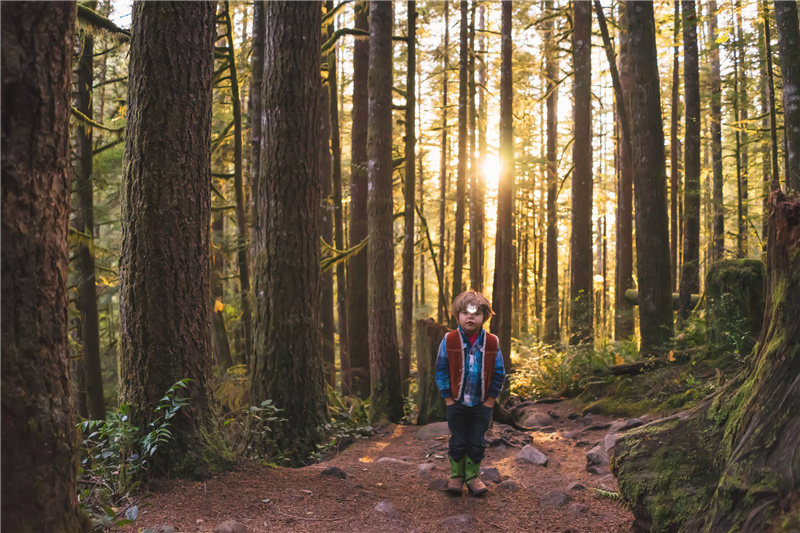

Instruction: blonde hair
[450,289,494,323]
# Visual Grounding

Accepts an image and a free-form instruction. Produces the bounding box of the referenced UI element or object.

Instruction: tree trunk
[709,0,725,259]
[491,0,514,374]
[120,1,232,478]
[543,0,561,345]
[320,32,336,389]
[678,0,701,323]
[249,0,264,323]
[251,0,327,464]
[367,0,403,423]
[468,0,484,293]
[221,0,252,366]
[477,4,487,293]
[401,1,417,397]
[763,1,781,206]
[451,0,469,325]
[775,0,800,192]
[760,1,770,246]
[569,0,593,345]
[416,319,448,425]
[625,1,674,354]
[1,3,90,530]
[670,0,681,290]
[615,192,800,533]
[74,8,106,420]
[327,2,351,395]
[348,1,371,398]
[437,1,450,324]
[736,4,749,257]
[211,214,234,374]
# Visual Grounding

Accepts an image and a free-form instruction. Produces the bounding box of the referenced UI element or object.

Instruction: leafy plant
[224,399,288,461]
[309,387,374,462]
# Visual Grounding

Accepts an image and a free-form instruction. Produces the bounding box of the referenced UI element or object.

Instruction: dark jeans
[446,401,493,463]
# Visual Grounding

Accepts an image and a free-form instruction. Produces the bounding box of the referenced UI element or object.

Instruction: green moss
[582,396,653,418]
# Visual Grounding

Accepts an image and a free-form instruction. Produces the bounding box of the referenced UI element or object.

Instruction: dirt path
[121,400,635,532]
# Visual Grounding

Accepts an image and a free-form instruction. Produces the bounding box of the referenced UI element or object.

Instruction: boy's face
[458,303,484,335]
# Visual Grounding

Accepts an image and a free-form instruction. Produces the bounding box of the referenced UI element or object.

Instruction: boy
[435,290,506,495]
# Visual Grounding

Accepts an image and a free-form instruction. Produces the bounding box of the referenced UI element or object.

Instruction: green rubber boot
[446,457,465,494]
[465,457,488,495]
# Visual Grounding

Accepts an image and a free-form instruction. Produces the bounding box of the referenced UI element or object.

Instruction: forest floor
[119,399,639,533]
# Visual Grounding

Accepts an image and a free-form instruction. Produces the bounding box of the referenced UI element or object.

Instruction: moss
[582,396,653,418]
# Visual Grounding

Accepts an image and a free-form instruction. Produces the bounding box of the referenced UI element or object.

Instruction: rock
[377,457,411,466]
[213,521,248,533]
[567,481,586,491]
[320,466,346,479]
[480,467,502,483]
[439,514,476,526]
[415,422,451,440]
[522,411,555,427]
[586,445,610,467]
[563,431,581,439]
[598,474,616,486]
[418,463,435,476]
[576,440,592,447]
[143,528,176,533]
[621,418,644,431]
[374,500,397,515]
[579,413,594,426]
[498,480,519,492]
[517,445,549,466]
[601,433,620,452]
[568,412,581,420]
[428,478,449,491]
[540,490,570,508]
[537,426,556,433]
[567,503,587,517]
[587,466,610,475]
[493,423,514,432]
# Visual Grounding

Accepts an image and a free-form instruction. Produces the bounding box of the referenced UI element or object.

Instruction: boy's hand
[445,397,455,406]
[482,398,495,408]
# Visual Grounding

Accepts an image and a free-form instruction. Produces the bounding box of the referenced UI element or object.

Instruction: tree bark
[543,0,561,345]
[1,3,90,530]
[670,0,681,290]
[615,192,800,533]
[249,0,264,323]
[211,214,234,374]
[367,0,403,423]
[763,1,781,202]
[625,1,674,354]
[120,1,232,477]
[775,0,800,192]
[437,1,450,325]
[74,6,106,420]
[251,0,327,464]
[569,0,593,345]
[320,29,336,388]
[401,1,417,397]
[678,0,701,323]
[709,0,725,259]
[416,319,448,425]
[348,1,371,398]
[451,0,469,325]
[468,0,484,293]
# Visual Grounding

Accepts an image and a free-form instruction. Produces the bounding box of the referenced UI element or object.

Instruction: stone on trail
[480,466,502,483]
[374,500,397,515]
[439,514,476,526]
[587,466,610,475]
[498,479,519,492]
[567,481,586,491]
[213,520,248,533]
[567,503,587,517]
[415,422,450,440]
[418,463,436,476]
[377,457,411,466]
[562,430,581,439]
[320,466,347,479]
[601,433,620,452]
[516,444,549,466]
[428,478,449,491]
[142,527,176,533]
[586,445,610,467]
[539,490,570,508]
[522,411,555,427]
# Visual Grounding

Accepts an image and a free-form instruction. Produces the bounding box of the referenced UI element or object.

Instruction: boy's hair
[450,289,495,323]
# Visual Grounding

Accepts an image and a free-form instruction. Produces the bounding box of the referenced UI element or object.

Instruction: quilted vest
[445,329,498,402]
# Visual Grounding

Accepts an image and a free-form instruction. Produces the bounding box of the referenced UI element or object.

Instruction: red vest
[446,329,499,402]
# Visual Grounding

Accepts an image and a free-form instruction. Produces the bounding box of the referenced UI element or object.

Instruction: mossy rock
[705,259,765,358]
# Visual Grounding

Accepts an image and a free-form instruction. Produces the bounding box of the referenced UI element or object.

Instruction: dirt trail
[121,400,635,532]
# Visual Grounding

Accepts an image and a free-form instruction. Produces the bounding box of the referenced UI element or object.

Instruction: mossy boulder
[705,259,765,358]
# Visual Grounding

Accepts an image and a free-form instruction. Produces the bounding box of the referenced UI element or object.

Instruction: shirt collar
[458,326,485,345]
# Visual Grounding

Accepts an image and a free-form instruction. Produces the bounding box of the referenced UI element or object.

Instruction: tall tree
[670,0,681,289]
[775,0,800,191]
[367,0,403,422]
[451,0,469,324]
[347,1,370,397]
[401,1,417,395]
[570,0,593,345]
[74,1,106,420]
[491,0,513,373]
[709,0,724,259]
[1,3,89,530]
[626,0,674,354]
[327,1,350,394]
[320,30,336,388]
[735,3,749,257]
[251,0,327,463]
[437,1,450,324]
[120,1,232,477]
[468,1,484,292]
[211,215,234,374]
[678,0,701,323]
[543,0,561,344]
[249,0,265,302]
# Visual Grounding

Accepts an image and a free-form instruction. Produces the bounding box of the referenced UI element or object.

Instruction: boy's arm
[486,347,506,401]
[435,337,453,403]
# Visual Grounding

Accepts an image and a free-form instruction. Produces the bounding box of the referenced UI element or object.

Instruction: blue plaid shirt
[435,327,506,407]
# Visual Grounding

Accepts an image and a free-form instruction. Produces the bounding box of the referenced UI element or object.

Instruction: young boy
[436,290,506,495]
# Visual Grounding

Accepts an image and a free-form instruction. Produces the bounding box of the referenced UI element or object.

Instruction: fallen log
[625,289,699,310]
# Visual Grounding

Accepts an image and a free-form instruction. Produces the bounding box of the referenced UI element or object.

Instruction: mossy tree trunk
[417,319,448,425]
[1,3,90,531]
[251,0,327,464]
[614,192,800,532]
[367,0,404,423]
[774,0,800,192]
[120,1,233,478]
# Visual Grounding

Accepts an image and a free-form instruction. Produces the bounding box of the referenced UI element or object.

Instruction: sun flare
[482,154,501,193]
